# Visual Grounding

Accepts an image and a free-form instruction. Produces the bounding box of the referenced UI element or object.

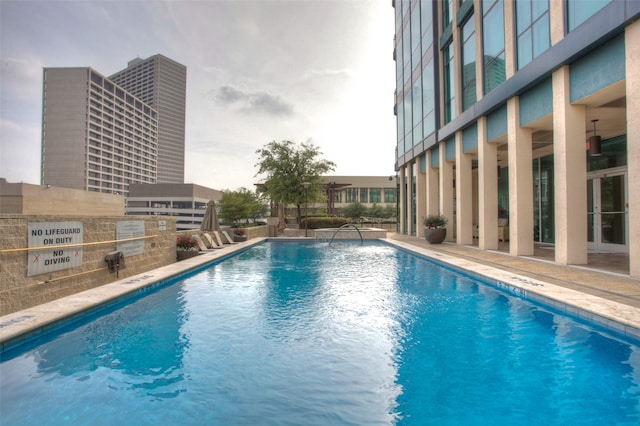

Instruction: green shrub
[300,216,349,229]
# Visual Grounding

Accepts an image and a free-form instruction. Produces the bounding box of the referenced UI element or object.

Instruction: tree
[367,203,386,221]
[381,204,396,220]
[218,187,266,224]
[255,140,336,222]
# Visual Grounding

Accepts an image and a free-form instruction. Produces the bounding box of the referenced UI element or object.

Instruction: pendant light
[588,119,602,156]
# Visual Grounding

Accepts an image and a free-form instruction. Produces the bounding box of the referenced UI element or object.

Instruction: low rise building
[0,178,125,216]
[323,176,397,211]
[125,183,222,231]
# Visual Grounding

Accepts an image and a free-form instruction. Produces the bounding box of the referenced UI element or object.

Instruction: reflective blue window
[422,59,435,137]
[567,0,611,32]
[516,0,550,69]
[420,0,433,56]
[404,88,413,150]
[443,0,453,27]
[443,43,455,123]
[412,75,423,144]
[482,0,505,93]
[397,92,405,154]
[461,15,476,110]
[403,24,411,85]
[411,4,421,73]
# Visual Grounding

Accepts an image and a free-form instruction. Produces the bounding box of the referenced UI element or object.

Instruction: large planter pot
[177,250,199,261]
[233,235,247,242]
[424,227,446,244]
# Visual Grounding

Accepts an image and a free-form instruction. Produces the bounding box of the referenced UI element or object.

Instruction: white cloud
[213,86,294,116]
[1,0,397,191]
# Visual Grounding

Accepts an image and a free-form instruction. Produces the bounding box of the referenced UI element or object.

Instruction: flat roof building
[393,0,640,277]
[0,178,125,216]
[41,55,187,195]
[125,183,222,231]
[322,175,397,211]
[109,55,187,184]
[41,67,158,195]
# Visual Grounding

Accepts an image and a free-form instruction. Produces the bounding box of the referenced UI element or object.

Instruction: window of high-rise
[443,42,455,124]
[516,0,550,69]
[567,0,612,32]
[461,14,476,111]
[482,0,506,93]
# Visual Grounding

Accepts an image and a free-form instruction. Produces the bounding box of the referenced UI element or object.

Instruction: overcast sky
[0,0,396,191]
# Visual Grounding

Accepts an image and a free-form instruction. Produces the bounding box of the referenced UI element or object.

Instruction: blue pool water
[1,241,639,425]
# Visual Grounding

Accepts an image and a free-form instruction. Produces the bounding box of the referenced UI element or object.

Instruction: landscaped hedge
[300,216,349,229]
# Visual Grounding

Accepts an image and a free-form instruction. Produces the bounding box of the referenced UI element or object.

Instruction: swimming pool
[1,240,639,425]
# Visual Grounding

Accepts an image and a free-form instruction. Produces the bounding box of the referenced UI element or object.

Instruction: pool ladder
[328,224,364,246]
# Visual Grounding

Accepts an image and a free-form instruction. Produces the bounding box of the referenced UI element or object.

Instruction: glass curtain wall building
[393,0,640,277]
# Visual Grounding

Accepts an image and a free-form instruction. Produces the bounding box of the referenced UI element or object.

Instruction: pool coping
[384,238,640,343]
[2,237,639,352]
[0,238,264,351]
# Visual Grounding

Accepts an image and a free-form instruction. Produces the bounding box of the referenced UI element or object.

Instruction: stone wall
[0,215,176,316]
[242,225,269,239]
[177,225,270,245]
[0,180,125,215]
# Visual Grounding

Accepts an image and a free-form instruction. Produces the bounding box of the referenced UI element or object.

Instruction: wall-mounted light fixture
[588,119,602,156]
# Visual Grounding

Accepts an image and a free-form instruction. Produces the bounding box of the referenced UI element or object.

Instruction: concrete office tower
[109,55,187,184]
[41,68,158,195]
[393,0,640,276]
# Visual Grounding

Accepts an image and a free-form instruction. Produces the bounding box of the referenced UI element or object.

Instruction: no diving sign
[28,222,83,276]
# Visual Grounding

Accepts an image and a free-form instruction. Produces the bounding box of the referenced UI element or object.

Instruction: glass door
[587,169,627,252]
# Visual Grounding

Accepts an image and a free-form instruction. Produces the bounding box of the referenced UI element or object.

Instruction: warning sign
[27,222,83,276]
[116,221,145,257]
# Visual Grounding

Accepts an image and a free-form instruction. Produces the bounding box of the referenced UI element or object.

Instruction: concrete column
[507,97,534,256]
[439,141,455,242]
[456,132,473,244]
[553,66,587,265]
[416,156,427,232]
[477,116,499,250]
[407,161,415,236]
[626,21,640,278]
[549,0,564,46]
[426,150,439,216]
[503,0,516,79]
[398,165,406,234]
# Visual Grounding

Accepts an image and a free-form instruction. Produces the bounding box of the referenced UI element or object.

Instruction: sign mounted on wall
[116,221,145,257]
[27,222,83,276]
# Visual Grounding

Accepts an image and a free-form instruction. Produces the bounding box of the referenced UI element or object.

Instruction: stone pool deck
[2,235,640,351]
[386,233,640,342]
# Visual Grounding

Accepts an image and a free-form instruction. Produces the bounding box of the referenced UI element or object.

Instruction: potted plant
[423,214,448,244]
[232,227,247,242]
[176,235,199,261]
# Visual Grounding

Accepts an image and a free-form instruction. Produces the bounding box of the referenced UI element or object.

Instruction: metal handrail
[0,235,158,253]
[328,224,363,246]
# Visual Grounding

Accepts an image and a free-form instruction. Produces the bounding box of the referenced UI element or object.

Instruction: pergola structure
[322,182,350,215]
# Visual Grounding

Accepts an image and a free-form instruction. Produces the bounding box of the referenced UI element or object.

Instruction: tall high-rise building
[110,55,187,184]
[41,67,158,195]
[393,0,640,277]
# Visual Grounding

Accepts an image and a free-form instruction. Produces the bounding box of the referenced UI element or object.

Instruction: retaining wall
[0,215,176,316]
